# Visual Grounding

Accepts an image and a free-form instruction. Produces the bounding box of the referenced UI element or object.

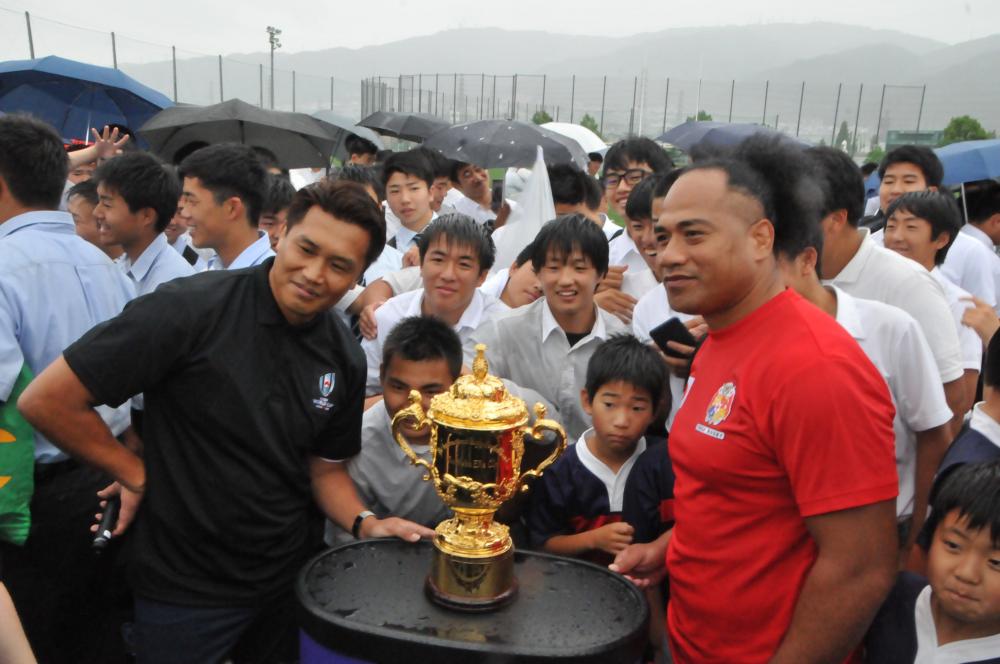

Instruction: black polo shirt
[64,258,365,607]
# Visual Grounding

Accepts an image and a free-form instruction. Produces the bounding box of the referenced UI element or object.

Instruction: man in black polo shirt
[18,179,435,663]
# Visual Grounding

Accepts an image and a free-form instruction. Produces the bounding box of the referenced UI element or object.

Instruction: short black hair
[878,145,944,188]
[965,179,1000,225]
[345,134,378,157]
[514,240,535,268]
[284,179,386,270]
[415,146,452,180]
[67,178,99,205]
[860,162,879,177]
[381,316,463,381]
[530,214,610,277]
[603,137,674,175]
[686,134,824,260]
[178,143,268,226]
[262,174,296,215]
[886,191,962,265]
[549,163,602,211]
[625,173,658,220]
[585,334,668,407]
[172,141,209,164]
[805,146,866,226]
[382,149,434,188]
[588,152,604,164]
[926,460,1000,548]
[0,115,69,209]
[984,327,1000,389]
[418,213,495,273]
[780,216,826,278]
[335,164,385,202]
[93,152,181,232]
[251,146,281,173]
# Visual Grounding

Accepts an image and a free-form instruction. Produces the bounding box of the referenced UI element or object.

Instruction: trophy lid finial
[428,343,529,430]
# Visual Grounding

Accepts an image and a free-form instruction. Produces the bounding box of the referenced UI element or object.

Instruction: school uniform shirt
[381,201,402,242]
[361,288,506,395]
[62,258,366,607]
[205,231,274,270]
[666,288,897,664]
[169,234,202,268]
[826,228,964,385]
[471,298,628,440]
[832,287,953,518]
[381,266,422,296]
[525,429,646,564]
[930,268,983,373]
[621,437,674,545]
[961,222,996,251]
[362,245,403,287]
[388,212,438,251]
[932,403,1000,501]
[601,215,623,241]
[119,233,195,296]
[865,572,1000,664]
[959,224,1000,314]
[480,268,509,300]
[607,232,650,275]
[326,402,451,544]
[452,193,498,226]
[0,211,135,462]
[632,285,695,431]
[620,265,659,301]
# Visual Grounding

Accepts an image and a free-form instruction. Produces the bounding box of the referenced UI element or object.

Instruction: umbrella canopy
[139,99,338,168]
[935,139,1000,186]
[358,111,450,142]
[656,120,808,152]
[311,110,384,161]
[0,55,172,142]
[541,122,607,154]
[422,120,588,170]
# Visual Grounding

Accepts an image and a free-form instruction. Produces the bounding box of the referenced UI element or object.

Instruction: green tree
[579,113,603,140]
[834,121,851,149]
[685,110,713,122]
[531,109,553,125]
[866,144,885,164]
[941,115,994,145]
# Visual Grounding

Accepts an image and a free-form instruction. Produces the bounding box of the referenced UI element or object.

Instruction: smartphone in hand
[649,318,697,359]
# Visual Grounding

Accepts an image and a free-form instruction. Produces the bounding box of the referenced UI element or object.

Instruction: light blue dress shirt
[0,211,135,462]
[119,233,196,296]
[206,231,274,271]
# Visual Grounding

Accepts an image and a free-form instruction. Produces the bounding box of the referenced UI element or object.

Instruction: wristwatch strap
[352,510,376,539]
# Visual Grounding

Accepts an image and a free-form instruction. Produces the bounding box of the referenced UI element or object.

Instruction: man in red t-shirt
[611,136,899,663]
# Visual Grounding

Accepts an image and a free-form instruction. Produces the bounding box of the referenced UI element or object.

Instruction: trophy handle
[391,390,439,487]
[516,403,568,491]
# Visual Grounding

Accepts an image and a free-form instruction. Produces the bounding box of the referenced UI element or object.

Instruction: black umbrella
[358,111,450,142]
[139,98,338,167]
[656,120,809,152]
[311,110,384,161]
[422,119,588,170]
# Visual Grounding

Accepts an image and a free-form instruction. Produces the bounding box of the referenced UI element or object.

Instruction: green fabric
[0,365,35,546]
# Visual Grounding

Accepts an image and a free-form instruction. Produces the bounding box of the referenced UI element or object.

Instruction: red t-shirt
[666,289,898,663]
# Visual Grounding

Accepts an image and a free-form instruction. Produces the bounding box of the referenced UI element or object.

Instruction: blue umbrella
[0,55,173,142]
[655,120,809,151]
[935,139,1000,186]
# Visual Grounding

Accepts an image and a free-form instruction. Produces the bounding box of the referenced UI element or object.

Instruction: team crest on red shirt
[705,382,736,426]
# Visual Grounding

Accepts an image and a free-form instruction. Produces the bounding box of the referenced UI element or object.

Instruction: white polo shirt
[575,428,647,511]
[832,287,953,518]
[913,585,1000,661]
[930,268,983,372]
[960,223,1000,314]
[471,298,628,440]
[361,288,506,395]
[969,403,1000,448]
[826,228,963,384]
[632,285,695,431]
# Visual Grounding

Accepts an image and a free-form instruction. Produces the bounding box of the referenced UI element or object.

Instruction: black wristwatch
[352,510,375,539]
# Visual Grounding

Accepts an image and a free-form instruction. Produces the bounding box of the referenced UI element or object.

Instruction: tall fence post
[111,32,118,69]
[600,75,607,136]
[452,73,458,122]
[629,76,638,135]
[728,79,735,122]
[874,83,887,147]
[479,73,485,119]
[434,74,439,116]
[541,74,547,112]
[418,74,423,112]
[24,12,35,59]
[511,74,518,120]
[916,84,927,131]
[795,81,805,137]
[259,64,264,108]
[171,46,178,103]
[761,80,769,125]
[852,83,864,157]
[218,55,224,102]
[330,77,334,110]
[491,75,497,119]
[662,78,671,133]
[830,83,842,146]
[570,74,576,123]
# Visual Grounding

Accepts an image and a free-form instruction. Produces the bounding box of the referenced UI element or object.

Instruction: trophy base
[425,544,517,612]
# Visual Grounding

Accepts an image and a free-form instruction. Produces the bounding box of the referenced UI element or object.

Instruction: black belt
[33,458,79,483]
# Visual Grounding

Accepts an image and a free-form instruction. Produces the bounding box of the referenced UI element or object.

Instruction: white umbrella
[541,122,607,155]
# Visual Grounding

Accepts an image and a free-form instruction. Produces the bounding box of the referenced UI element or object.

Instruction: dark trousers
[133,593,297,664]
[0,461,132,664]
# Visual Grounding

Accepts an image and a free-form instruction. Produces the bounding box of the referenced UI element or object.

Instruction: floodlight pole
[267,26,282,110]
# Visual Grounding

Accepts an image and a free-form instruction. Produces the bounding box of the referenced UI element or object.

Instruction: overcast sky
[5,0,998,58]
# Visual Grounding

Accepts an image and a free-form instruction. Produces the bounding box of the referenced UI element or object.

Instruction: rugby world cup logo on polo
[319,372,336,397]
[705,382,736,426]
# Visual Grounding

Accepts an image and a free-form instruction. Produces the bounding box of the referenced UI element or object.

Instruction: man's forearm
[909,425,953,549]
[309,457,368,532]
[769,552,893,663]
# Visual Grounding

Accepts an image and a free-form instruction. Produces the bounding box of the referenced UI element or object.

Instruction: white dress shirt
[206,231,274,271]
[826,228,963,384]
[930,268,983,372]
[632,285,695,431]
[119,233,195,296]
[607,233,649,275]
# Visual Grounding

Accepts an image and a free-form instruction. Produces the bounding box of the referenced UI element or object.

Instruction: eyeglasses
[603,168,652,189]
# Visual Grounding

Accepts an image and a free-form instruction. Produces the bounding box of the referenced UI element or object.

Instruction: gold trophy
[391,344,567,611]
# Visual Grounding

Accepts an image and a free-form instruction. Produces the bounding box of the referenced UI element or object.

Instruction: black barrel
[297,539,649,664]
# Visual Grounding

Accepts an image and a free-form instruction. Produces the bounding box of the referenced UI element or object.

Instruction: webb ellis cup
[391,344,567,611]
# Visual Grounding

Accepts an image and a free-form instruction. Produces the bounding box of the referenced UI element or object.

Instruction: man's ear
[475,269,489,287]
[749,218,776,259]
[580,388,593,416]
